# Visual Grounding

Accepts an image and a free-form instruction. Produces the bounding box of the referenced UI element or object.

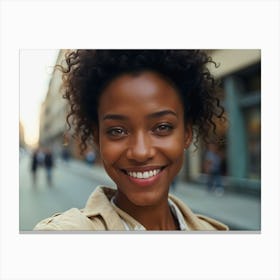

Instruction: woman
[34,50,228,231]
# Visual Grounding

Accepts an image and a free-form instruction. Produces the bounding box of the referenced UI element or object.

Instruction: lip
[120,165,166,187]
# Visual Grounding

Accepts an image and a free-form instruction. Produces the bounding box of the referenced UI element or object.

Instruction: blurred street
[20,153,261,231]
[19,153,113,231]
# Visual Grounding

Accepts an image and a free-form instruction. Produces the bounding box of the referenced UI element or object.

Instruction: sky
[20,49,59,147]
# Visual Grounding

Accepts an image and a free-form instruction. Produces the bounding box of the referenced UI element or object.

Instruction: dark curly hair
[59,50,224,153]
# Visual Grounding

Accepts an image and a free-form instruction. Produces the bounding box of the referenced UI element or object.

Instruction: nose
[126,131,155,162]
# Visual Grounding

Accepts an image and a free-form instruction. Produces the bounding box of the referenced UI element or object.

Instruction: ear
[184,124,193,150]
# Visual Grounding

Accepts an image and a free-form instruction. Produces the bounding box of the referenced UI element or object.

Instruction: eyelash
[106,123,174,139]
[153,123,174,135]
[106,127,127,138]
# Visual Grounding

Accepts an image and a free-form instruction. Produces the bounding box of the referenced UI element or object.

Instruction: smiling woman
[34,50,229,231]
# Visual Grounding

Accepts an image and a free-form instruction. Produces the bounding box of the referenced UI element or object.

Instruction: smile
[120,166,166,187]
[127,169,161,179]
[121,166,166,180]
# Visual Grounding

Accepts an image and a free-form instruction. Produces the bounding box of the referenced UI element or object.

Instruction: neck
[114,192,179,230]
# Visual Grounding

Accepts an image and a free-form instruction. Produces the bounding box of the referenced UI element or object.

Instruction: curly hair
[59,50,224,153]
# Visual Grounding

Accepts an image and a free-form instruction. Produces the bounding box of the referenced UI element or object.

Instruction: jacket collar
[82,186,126,230]
[83,186,229,231]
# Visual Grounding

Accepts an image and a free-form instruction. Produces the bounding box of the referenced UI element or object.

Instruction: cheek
[99,137,123,165]
[157,133,185,159]
[159,136,185,175]
[165,144,184,166]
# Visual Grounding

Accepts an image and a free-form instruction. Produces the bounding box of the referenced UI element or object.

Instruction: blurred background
[19,49,261,231]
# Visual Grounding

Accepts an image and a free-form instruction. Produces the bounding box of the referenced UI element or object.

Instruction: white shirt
[110,197,189,231]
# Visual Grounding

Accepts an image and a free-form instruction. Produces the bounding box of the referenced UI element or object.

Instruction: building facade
[182,50,261,194]
[39,50,68,156]
[39,50,96,160]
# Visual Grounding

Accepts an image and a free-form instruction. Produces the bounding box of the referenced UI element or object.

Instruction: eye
[154,123,174,136]
[106,127,127,138]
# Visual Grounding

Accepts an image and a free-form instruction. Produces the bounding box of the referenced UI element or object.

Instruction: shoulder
[33,208,106,231]
[33,186,125,231]
[168,194,229,231]
[195,214,229,230]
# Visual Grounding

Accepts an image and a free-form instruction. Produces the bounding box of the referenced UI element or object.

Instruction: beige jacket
[34,186,229,231]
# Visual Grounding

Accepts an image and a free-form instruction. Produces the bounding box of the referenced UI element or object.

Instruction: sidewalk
[61,159,261,231]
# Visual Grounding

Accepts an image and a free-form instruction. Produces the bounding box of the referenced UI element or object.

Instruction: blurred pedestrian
[204,143,224,196]
[61,147,70,164]
[37,148,45,167]
[34,50,229,231]
[44,148,54,186]
[30,149,39,185]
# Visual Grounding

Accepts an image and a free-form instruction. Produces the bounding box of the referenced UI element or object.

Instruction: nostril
[126,147,155,162]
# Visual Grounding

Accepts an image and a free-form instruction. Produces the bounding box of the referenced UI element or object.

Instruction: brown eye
[154,124,173,135]
[107,127,127,138]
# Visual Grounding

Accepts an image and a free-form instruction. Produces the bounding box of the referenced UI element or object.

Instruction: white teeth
[127,169,161,179]
[143,171,149,178]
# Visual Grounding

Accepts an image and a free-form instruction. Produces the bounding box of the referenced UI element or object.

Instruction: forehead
[98,71,183,116]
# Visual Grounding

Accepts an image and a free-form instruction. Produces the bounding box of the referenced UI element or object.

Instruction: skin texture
[95,71,192,230]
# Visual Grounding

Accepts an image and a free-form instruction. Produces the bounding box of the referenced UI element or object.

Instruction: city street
[19,153,261,231]
[19,154,115,231]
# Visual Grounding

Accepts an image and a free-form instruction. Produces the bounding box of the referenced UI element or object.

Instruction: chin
[126,189,167,207]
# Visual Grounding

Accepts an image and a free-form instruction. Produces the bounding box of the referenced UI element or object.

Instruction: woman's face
[96,71,192,207]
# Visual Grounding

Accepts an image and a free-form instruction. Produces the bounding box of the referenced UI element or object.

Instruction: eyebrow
[147,110,177,119]
[102,114,129,121]
[102,110,177,121]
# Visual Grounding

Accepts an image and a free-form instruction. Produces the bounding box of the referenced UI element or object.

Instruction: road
[19,154,114,231]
